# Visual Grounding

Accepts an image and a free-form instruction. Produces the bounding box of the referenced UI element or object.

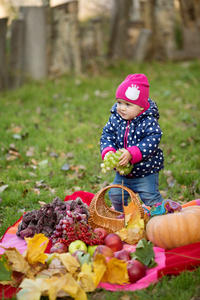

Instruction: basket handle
[97,184,144,218]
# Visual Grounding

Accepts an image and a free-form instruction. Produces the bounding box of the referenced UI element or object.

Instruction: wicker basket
[88,184,144,234]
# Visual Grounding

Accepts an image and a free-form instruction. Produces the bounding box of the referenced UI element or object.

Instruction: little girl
[100,73,164,212]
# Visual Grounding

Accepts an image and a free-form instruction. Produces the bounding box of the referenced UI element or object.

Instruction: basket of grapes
[88,184,144,234]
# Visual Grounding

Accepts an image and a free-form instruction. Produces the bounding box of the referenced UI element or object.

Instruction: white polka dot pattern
[100,99,164,178]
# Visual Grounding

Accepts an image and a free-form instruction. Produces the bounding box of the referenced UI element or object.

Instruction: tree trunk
[20,6,49,80]
[50,1,81,75]
[9,19,25,89]
[149,0,176,60]
[0,18,8,90]
[178,0,200,54]
[108,0,132,59]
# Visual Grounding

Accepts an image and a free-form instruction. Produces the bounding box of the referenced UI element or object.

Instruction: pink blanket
[1,191,200,299]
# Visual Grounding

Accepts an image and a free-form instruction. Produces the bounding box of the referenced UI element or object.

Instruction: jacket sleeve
[134,117,163,160]
[100,115,118,158]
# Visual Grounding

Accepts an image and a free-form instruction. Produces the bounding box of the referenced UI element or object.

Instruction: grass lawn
[0,59,200,299]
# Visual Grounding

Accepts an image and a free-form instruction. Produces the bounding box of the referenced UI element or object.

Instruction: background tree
[108,0,132,59]
[178,0,200,56]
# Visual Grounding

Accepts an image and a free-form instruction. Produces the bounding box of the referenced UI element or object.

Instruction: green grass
[0,59,200,299]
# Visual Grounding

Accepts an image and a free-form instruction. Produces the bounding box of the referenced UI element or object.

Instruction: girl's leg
[130,172,163,206]
[108,173,131,212]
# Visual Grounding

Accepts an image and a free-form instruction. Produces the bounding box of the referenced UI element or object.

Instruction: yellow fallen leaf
[53,273,88,300]
[124,202,142,228]
[58,253,80,274]
[45,274,71,300]
[24,234,48,265]
[101,258,129,285]
[3,247,31,277]
[127,217,144,230]
[78,263,96,292]
[17,277,49,300]
[117,227,146,245]
[92,254,107,287]
[124,201,138,215]
[44,253,67,274]
[38,257,66,278]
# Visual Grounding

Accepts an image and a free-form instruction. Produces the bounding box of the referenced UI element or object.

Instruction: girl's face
[116,99,144,120]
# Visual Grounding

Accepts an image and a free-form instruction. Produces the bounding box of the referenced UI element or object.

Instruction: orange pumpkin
[146,206,200,250]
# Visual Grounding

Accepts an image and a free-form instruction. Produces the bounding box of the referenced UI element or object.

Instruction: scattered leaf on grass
[22,189,29,197]
[29,172,37,177]
[9,150,21,157]
[61,163,70,171]
[39,201,46,207]
[66,152,74,159]
[31,159,38,165]
[166,176,176,188]
[35,180,47,189]
[87,144,94,149]
[48,188,56,195]
[32,188,40,195]
[160,190,168,198]
[21,180,32,184]
[11,126,22,134]
[76,138,83,144]
[0,185,8,193]
[38,160,48,168]
[13,134,21,140]
[26,147,35,157]
[120,295,131,300]
[6,155,18,162]
[49,152,58,158]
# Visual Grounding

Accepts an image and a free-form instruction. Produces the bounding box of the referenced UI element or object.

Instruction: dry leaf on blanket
[117,227,146,245]
[90,254,108,287]
[24,234,48,265]
[3,247,32,278]
[78,263,96,292]
[17,277,50,300]
[101,257,129,285]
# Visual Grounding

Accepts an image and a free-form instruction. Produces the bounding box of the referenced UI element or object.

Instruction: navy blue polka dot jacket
[100,99,164,178]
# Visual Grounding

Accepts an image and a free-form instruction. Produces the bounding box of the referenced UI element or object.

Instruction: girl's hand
[118,148,132,166]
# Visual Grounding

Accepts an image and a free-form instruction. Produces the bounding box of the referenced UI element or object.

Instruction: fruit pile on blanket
[1,193,200,300]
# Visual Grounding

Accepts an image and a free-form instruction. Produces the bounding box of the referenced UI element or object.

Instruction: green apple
[87,245,98,257]
[68,240,87,254]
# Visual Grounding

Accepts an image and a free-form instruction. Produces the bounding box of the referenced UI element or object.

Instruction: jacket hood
[111,98,160,121]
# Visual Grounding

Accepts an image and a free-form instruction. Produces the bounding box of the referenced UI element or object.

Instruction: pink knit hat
[116,73,150,109]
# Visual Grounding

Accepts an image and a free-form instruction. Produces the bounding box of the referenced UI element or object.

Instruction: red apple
[104,233,123,252]
[93,245,114,258]
[50,242,68,254]
[93,228,108,240]
[114,249,131,261]
[127,260,146,283]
